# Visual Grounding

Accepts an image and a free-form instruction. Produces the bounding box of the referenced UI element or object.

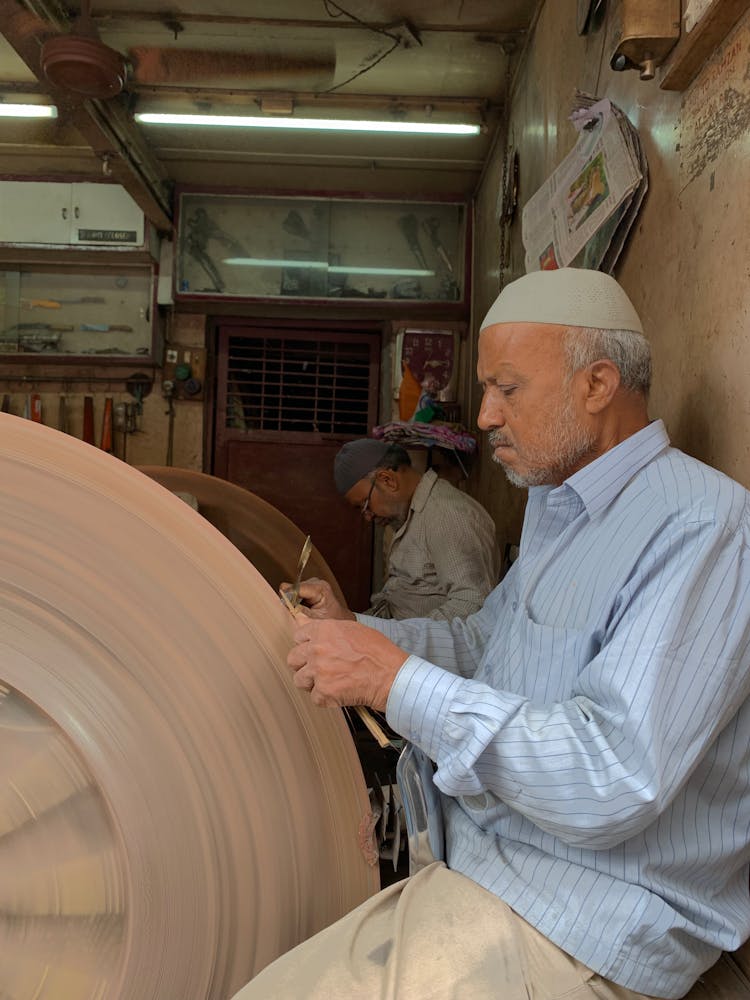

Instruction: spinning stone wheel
[138,466,345,603]
[0,414,379,999]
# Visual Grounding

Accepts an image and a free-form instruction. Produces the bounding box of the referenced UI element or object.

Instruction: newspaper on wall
[522,95,647,274]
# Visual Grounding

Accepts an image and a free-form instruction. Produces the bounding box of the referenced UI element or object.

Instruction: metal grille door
[222,333,375,437]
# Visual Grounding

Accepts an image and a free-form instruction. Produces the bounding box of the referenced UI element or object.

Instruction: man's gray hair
[563,326,652,396]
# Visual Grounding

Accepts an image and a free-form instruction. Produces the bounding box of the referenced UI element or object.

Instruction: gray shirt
[367,469,500,620]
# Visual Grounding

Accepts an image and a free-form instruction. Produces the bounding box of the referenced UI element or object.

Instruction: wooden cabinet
[0,182,145,247]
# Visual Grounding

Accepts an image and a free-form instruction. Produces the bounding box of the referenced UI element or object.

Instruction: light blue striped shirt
[364,421,750,998]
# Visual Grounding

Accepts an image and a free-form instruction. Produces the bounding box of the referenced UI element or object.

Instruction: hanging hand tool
[27,394,42,423]
[125,402,138,463]
[82,396,95,445]
[57,394,69,434]
[282,209,311,241]
[422,217,455,276]
[81,323,134,333]
[21,297,106,308]
[100,397,114,453]
[112,401,138,464]
[398,214,429,270]
[20,299,61,309]
[5,323,73,334]
[185,207,246,292]
[164,381,175,466]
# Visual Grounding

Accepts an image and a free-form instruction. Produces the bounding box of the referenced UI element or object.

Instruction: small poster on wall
[394,328,459,402]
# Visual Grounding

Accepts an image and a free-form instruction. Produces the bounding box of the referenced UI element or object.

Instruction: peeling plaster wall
[471,0,750,555]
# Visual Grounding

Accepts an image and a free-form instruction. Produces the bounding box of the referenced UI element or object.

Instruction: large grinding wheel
[138,467,345,602]
[0,414,379,999]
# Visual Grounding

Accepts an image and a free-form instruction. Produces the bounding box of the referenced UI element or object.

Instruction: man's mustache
[489,431,513,449]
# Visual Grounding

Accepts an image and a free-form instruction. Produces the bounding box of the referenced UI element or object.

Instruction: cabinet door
[0,181,72,244]
[70,183,145,246]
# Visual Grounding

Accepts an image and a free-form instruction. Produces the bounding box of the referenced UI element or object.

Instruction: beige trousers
[231,862,656,1000]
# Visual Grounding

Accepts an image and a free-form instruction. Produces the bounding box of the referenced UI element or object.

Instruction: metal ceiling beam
[133,85,497,115]
[0,0,174,234]
[93,11,528,38]
[1,78,499,118]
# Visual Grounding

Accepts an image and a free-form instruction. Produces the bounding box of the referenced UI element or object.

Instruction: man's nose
[477,392,505,431]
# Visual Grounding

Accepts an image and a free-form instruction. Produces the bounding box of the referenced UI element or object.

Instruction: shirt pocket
[489,604,593,703]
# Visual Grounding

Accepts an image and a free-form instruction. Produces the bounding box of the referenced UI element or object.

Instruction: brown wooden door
[213,322,380,611]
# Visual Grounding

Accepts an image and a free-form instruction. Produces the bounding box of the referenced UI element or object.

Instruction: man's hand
[287,618,408,711]
[279,577,356,621]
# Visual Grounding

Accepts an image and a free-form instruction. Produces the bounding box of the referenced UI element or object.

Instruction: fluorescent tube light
[224,257,328,270]
[332,265,434,276]
[136,112,479,136]
[0,103,57,118]
[223,257,435,277]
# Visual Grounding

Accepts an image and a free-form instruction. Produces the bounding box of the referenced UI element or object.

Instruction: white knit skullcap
[480,268,643,335]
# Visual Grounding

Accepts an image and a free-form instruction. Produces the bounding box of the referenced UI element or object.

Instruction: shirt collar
[540,420,670,519]
[410,468,438,513]
[390,468,436,541]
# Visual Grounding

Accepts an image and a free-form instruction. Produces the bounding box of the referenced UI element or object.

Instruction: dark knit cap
[334,439,390,495]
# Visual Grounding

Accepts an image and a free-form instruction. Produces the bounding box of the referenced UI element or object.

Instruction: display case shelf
[0,263,157,363]
[175,191,468,306]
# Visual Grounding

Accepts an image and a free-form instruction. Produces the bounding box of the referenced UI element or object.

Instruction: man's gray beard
[489,399,596,489]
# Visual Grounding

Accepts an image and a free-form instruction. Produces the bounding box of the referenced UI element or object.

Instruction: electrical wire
[322,1,401,42]
[321,0,404,93]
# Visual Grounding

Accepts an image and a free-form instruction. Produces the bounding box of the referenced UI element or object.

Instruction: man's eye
[500,386,517,397]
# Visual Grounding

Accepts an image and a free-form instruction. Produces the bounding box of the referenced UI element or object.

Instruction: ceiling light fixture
[0,103,58,118]
[135,112,480,136]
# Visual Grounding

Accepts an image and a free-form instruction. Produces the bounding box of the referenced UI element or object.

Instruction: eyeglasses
[361,478,376,516]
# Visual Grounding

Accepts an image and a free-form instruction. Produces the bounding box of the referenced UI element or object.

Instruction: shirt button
[511,601,518,611]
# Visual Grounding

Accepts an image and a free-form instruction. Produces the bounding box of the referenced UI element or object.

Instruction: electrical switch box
[163,346,207,401]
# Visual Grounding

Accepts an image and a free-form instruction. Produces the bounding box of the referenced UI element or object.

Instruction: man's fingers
[296,577,326,600]
[292,619,315,644]
[287,644,308,670]
[309,688,337,708]
[292,667,315,691]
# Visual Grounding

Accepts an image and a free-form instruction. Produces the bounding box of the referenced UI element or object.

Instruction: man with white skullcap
[234,269,750,1000]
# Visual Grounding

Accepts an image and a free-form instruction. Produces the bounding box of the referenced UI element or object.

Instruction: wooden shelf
[660,0,748,91]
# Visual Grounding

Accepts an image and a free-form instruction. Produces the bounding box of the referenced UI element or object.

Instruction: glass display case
[0,265,156,360]
[176,192,468,305]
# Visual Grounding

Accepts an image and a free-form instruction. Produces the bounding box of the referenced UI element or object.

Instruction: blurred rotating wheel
[138,466,345,602]
[0,414,379,1000]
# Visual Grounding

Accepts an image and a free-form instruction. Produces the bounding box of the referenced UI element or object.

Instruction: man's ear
[582,360,621,414]
[376,468,399,493]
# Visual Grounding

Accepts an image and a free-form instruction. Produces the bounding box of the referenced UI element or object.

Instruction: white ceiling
[0,1,539,230]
